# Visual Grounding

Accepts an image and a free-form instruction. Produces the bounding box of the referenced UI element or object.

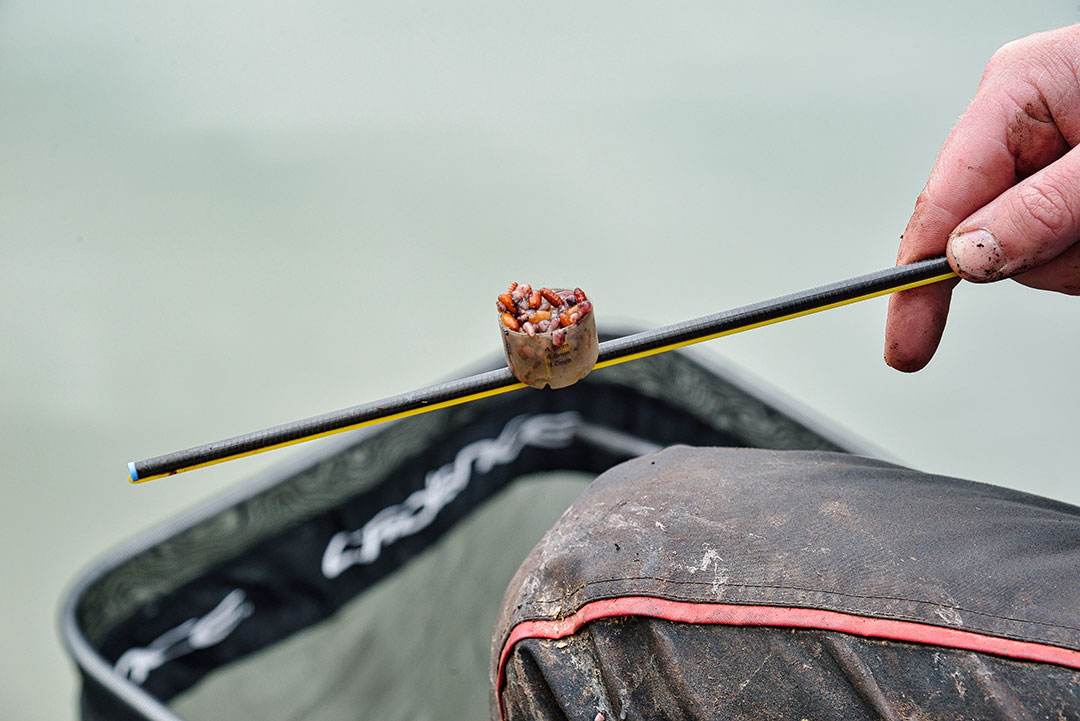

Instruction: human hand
[885,25,1080,372]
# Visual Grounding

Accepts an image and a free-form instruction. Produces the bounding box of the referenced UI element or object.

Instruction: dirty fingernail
[949,228,1005,281]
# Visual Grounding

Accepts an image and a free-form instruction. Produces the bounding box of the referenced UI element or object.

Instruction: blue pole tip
[128,462,139,483]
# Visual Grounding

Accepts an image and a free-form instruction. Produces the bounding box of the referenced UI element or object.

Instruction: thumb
[948,148,1080,283]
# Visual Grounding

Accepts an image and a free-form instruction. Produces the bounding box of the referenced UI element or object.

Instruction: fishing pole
[129,256,956,484]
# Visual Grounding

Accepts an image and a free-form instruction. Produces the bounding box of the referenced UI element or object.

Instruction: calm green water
[2,2,1078,718]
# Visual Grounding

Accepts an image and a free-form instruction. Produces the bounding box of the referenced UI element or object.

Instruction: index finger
[885,47,1069,371]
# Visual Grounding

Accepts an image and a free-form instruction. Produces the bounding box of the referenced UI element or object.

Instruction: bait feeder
[500,293,598,389]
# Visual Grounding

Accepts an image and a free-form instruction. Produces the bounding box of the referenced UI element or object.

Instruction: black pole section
[595,256,954,364]
[130,365,519,482]
[130,256,954,482]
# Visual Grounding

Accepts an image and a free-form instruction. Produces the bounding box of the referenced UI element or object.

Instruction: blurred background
[3,2,1079,718]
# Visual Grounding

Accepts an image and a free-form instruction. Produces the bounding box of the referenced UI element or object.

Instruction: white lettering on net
[113,589,254,685]
[322,412,580,579]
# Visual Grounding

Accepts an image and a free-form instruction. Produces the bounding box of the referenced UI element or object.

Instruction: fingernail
[949,228,1006,280]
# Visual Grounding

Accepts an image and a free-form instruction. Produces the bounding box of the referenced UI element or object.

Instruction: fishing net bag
[61,343,871,721]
